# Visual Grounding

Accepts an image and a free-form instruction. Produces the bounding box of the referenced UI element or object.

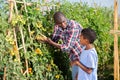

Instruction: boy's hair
[81,28,97,43]
[53,11,66,24]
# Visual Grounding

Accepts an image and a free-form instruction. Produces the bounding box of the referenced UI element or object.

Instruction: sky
[68,0,120,15]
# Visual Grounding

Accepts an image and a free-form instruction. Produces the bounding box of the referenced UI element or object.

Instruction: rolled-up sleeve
[52,25,62,42]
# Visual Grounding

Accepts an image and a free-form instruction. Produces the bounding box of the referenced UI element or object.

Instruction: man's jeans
[72,65,78,80]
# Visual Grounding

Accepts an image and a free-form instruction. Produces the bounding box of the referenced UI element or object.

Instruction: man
[44,11,82,80]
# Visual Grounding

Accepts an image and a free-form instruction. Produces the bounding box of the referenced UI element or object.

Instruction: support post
[114,0,119,80]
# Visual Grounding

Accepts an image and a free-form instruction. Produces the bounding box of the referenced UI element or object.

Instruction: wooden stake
[28,25,32,39]
[13,28,23,73]
[16,1,32,6]
[14,0,18,14]
[23,0,27,12]
[114,0,119,80]
[20,27,28,74]
[3,67,6,80]
[14,0,29,75]
[110,30,120,35]
[8,0,14,23]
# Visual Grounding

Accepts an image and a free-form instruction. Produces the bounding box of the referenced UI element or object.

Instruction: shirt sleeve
[60,21,80,53]
[52,25,62,42]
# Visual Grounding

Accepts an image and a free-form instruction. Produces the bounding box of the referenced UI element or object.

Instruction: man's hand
[35,34,47,42]
[36,35,61,49]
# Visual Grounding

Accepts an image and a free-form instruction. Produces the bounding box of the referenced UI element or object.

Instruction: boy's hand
[71,60,80,66]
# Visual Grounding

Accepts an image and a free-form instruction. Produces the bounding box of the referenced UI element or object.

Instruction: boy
[71,28,98,80]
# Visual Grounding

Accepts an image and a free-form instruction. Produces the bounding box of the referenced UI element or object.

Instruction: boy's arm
[72,61,93,74]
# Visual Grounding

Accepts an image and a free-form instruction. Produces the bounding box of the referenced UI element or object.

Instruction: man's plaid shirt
[52,20,83,61]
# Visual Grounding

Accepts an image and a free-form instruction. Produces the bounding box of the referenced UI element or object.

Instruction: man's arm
[46,38,61,49]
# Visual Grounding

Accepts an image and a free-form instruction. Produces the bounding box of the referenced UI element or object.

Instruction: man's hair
[53,11,66,24]
[81,28,97,43]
